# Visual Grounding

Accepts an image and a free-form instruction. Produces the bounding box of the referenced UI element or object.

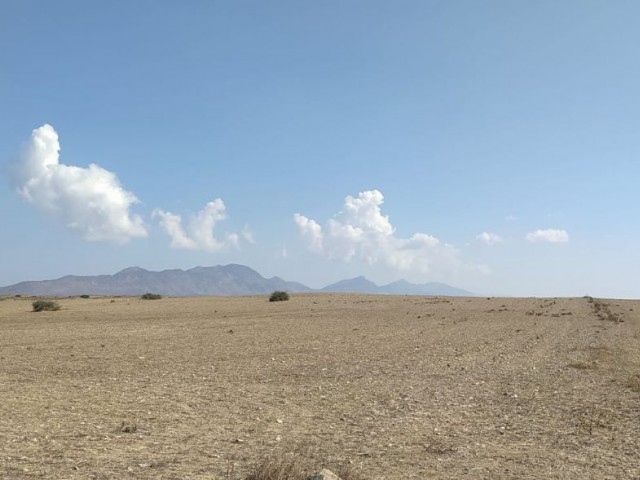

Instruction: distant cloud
[476,232,503,245]
[294,189,470,276]
[242,225,256,244]
[506,214,517,222]
[526,228,569,243]
[13,124,147,243]
[153,199,239,252]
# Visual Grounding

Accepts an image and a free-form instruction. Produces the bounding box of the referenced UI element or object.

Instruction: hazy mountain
[321,276,380,293]
[0,264,311,297]
[323,276,473,296]
[0,265,473,297]
[380,279,473,296]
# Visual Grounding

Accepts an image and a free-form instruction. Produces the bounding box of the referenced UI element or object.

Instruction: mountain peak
[322,276,379,293]
[116,266,148,274]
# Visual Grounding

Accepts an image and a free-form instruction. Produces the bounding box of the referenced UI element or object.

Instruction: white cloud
[294,189,469,276]
[526,228,569,243]
[476,232,503,245]
[13,124,147,243]
[153,199,239,252]
[241,225,256,244]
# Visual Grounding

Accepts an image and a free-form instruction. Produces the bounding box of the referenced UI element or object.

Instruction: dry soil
[0,294,639,479]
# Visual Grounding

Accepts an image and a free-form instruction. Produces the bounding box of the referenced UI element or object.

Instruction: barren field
[1,294,639,479]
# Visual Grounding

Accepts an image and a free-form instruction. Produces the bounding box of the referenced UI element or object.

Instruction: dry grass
[0,294,638,479]
[244,453,308,480]
[243,451,369,480]
[567,361,596,370]
[626,374,640,393]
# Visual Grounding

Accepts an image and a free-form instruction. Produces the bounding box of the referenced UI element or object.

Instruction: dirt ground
[0,294,639,479]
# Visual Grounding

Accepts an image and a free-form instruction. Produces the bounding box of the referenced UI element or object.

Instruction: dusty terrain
[0,294,639,479]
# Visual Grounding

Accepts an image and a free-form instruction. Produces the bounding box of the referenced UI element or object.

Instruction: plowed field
[1,294,639,479]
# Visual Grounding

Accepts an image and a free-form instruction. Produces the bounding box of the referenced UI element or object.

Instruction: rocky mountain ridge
[0,265,473,297]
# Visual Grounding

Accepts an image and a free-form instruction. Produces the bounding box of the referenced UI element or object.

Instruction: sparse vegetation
[141,293,162,300]
[269,291,290,302]
[244,453,306,480]
[568,361,595,370]
[574,406,614,436]
[1,294,639,478]
[80,294,91,299]
[626,374,640,393]
[589,298,622,323]
[243,452,366,480]
[32,300,60,312]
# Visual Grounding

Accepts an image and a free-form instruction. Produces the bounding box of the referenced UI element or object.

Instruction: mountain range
[0,264,473,297]
[321,276,472,296]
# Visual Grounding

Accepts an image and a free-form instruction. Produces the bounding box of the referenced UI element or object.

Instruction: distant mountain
[0,264,311,297]
[321,276,380,293]
[380,279,472,296]
[0,265,473,297]
[323,276,473,296]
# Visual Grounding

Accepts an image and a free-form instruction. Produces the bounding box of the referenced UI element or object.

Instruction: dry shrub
[32,300,61,312]
[269,291,290,302]
[244,453,307,480]
[243,443,369,480]
[626,375,640,393]
[141,293,162,300]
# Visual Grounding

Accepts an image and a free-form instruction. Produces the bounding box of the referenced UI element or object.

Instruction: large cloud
[294,190,467,275]
[153,199,239,252]
[526,228,569,243]
[13,124,147,243]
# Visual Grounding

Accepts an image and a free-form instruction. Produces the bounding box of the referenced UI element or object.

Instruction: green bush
[269,291,290,302]
[32,300,61,312]
[141,293,162,300]
[79,294,91,299]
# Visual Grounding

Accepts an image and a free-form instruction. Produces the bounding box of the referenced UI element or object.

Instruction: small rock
[120,421,137,433]
[308,469,342,480]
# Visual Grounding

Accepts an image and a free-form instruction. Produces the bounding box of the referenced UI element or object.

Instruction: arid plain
[1,294,639,479]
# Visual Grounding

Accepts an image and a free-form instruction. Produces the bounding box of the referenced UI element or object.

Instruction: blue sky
[1,1,639,297]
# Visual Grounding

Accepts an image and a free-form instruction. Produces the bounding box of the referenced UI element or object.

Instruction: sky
[1,1,639,298]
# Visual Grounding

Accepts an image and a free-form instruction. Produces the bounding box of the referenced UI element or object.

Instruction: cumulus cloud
[476,232,503,245]
[13,124,147,243]
[153,199,239,252]
[526,228,569,243]
[294,190,468,276]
